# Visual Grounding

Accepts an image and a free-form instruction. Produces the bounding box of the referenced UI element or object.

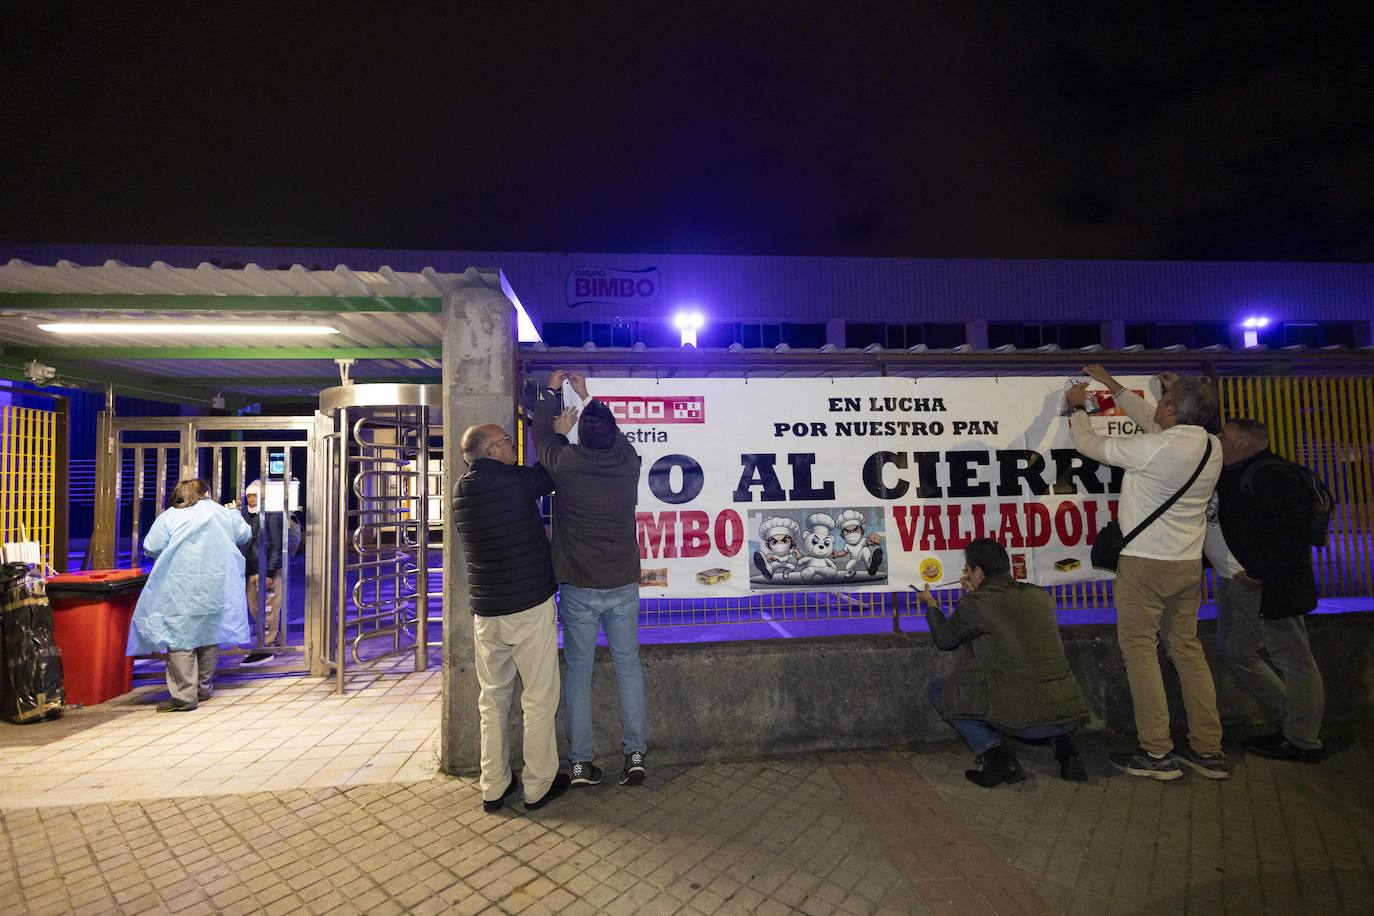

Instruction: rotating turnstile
[318,385,443,692]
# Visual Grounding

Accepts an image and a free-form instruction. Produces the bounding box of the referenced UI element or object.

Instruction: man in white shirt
[1067,366,1227,781]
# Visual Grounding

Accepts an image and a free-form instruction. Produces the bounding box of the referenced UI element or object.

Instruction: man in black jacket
[1214,418,1325,761]
[240,480,284,666]
[453,420,575,812]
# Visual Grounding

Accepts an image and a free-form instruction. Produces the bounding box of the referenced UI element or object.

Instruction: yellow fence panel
[0,405,60,572]
[1216,375,1374,598]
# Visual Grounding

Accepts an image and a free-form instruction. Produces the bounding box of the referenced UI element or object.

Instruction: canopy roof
[0,259,534,402]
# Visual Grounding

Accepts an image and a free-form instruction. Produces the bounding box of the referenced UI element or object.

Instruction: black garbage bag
[0,562,65,723]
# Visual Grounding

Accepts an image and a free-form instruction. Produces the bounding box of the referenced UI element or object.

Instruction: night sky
[4,3,1372,261]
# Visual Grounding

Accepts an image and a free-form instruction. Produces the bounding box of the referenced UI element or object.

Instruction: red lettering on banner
[969,502,989,540]
[1025,503,1052,547]
[680,511,711,558]
[637,512,678,559]
[920,508,947,551]
[1054,500,1083,545]
[714,510,743,557]
[996,503,1025,548]
[945,504,972,549]
[1084,500,1101,543]
[893,505,920,552]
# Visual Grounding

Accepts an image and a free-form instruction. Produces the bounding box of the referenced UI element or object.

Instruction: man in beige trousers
[1067,366,1228,781]
[452,418,578,812]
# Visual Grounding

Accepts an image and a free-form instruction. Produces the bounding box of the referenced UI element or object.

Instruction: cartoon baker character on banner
[833,508,884,577]
[753,516,801,580]
[798,512,844,582]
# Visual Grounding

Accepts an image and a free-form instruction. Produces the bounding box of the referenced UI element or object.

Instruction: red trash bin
[46,569,149,706]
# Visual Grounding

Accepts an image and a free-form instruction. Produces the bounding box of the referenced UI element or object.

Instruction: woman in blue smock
[127,479,253,712]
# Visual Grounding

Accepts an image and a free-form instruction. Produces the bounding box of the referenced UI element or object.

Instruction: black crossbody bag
[1090,439,1213,572]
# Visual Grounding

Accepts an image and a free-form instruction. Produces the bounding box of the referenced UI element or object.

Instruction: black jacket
[533,394,641,589]
[1216,450,1318,618]
[452,458,557,616]
[242,510,285,576]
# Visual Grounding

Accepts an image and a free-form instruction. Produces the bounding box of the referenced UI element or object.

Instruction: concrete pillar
[440,268,516,776]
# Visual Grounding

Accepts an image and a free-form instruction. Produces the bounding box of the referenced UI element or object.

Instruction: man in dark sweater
[535,370,647,789]
[453,420,575,812]
[1213,418,1325,761]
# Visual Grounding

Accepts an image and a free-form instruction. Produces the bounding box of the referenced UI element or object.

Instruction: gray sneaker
[1175,747,1230,780]
[1108,748,1184,781]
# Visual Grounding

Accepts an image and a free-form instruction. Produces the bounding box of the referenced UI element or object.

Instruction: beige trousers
[1114,555,1223,757]
[473,596,561,804]
[246,573,281,646]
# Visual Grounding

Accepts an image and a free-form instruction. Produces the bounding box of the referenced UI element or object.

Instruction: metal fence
[1216,375,1374,598]
[0,399,68,572]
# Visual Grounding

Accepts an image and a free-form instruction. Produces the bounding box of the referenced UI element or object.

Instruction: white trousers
[473,596,561,803]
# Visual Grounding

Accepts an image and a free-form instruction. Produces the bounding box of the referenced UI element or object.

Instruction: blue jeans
[559,582,646,761]
[928,678,1072,756]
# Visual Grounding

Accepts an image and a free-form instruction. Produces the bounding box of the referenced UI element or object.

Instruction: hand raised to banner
[1065,382,1091,409]
[546,370,567,390]
[553,406,579,436]
[568,372,591,401]
[1082,365,1119,389]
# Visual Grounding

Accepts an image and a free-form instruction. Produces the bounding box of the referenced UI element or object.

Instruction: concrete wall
[484,613,1374,768]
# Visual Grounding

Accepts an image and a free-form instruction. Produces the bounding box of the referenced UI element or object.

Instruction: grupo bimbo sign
[566,266,660,308]
[573,376,1160,598]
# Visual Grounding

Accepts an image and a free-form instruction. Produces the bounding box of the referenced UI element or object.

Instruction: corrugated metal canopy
[0,259,521,403]
[0,258,464,298]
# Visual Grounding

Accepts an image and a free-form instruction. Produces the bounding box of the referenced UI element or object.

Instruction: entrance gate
[96,416,319,670]
[318,385,442,692]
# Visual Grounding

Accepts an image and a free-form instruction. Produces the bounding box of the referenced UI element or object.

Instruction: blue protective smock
[127,499,254,654]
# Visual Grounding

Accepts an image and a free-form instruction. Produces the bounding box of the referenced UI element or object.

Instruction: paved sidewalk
[0,667,440,808]
[4,727,1374,915]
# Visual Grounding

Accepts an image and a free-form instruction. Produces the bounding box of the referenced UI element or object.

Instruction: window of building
[988,322,1100,349]
[1125,321,1228,349]
[844,322,967,348]
[536,320,674,348]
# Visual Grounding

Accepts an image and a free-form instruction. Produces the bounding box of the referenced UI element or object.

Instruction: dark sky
[4,2,1372,261]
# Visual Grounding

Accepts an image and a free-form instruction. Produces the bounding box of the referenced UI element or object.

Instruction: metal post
[52,394,69,573]
[415,405,430,671]
[256,445,269,651]
[336,406,349,694]
[281,447,293,652]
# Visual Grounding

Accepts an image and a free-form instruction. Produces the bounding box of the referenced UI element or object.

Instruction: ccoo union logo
[566,267,660,308]
[600,395,705,424]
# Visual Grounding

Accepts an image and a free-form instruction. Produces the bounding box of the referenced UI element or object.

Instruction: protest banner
[563,376,1158,598]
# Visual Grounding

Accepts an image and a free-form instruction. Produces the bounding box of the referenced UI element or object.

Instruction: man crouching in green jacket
[917,538,1090,788]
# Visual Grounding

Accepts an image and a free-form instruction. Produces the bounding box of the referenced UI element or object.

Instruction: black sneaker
[620,751,646,786]
[482,774,521,814]
[1175,747,1230,780]
[526,773,571,811]
[240,652,274,666]
[1244,732,1324,763]
[1108,748,1184,781]
[155,700,196,713]
[569,762,602,787]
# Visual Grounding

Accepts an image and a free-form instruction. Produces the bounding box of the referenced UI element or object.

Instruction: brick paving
[3,731,1374,914]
